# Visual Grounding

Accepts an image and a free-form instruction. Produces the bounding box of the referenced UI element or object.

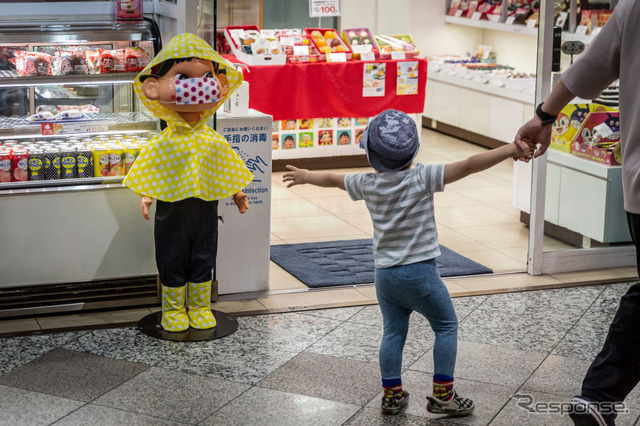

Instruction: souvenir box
[374,34,420,59]
[279,31,325,63]
[571,111,621,165]
[304,28,353,62]
[224,25,287,65]
[550,103,617,153]
[341,27,379,59]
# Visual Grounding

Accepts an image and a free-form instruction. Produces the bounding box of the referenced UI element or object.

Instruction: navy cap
[360,109,419,172]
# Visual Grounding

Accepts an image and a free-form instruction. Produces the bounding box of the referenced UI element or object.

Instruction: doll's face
[141,58,229,116]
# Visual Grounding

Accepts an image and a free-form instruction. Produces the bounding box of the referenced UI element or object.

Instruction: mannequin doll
[123,33,254,332]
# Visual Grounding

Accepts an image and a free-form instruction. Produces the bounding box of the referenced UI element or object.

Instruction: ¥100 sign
[309,0,341,17]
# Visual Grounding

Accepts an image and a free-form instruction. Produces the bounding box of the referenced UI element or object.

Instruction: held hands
[514,117,552,161]
[233,191,249,214]
[282,165,309,188]
[141,196,153,220]
[511,139,534,161]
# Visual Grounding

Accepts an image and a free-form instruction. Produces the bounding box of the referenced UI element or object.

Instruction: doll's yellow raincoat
[123,33,253,201]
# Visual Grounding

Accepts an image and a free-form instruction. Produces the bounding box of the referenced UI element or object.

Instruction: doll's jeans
[154,198,218,288]
[375,259,458,381]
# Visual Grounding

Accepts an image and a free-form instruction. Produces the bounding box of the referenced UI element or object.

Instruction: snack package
[550,103,616,152]
[85,49,101,74]
[52,50,74,75]
[15,51,52,76]
[99,49,115,73]
[26,111,55,122]
[572,111,621,165]
[110,49,127,72]
[124,47,149,72]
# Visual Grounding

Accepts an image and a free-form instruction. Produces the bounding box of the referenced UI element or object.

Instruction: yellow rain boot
[186,281,217,329]
[160,284,189,332]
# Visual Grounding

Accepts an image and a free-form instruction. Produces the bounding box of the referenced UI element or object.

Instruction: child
[124,33,254,333]
[283,109,531,416]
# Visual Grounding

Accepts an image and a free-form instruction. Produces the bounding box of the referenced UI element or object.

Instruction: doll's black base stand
[137,310,238,342]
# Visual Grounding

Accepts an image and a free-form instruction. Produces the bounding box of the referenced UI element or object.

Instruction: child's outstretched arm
[282,165,346,190]
[444,142,532,185]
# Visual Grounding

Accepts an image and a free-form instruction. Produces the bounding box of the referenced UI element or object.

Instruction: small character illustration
[283,119,297,130]
[605,113,621,140]
[317,118,333,128]
[272,134,280,150]
[355,117,369,126]
[570,105,590,129]
[282,134,295,149]
[59,56,73,75]
[318,130,333,145]
[338,117,351,128]
[553,113,570,137]
[299,133,313,148]
[100,56,114,73]
[355,129,365,145]
[338,130,351,145]
[299,118,313,129]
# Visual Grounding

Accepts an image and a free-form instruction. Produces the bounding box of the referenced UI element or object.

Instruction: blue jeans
[154,198,218,288]
[375,259,458,383]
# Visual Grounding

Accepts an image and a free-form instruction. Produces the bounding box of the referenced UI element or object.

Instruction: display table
[235,58,428,121]
[226,56,428,170]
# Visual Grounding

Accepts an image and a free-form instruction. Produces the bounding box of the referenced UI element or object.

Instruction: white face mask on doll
[174,76,222,105]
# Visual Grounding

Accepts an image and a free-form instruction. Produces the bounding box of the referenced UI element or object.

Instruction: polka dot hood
[124,33,254,202]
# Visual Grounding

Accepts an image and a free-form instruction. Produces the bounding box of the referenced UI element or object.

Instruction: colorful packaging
[123,143,140,174]
[0,150,12,182]
[75,148,94,178]
[550,103,617,152]
[28,150,46,181]
[108,145,125,176]
[572,111,621,165]
[92,146,110,177]
[60,149,77,179]
[44,148,61,180]
[11,150,29,182]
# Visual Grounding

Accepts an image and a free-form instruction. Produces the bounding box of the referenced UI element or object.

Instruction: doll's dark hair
[139,57,225,81]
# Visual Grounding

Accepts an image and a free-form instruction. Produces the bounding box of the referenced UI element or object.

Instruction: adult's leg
[578,212,640,415]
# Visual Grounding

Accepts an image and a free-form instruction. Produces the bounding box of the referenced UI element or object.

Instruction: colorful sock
[433,374,454,401]
[382,378,403,396]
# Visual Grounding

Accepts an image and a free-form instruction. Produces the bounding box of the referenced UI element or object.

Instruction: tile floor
[1,283,640,425]
[1,128,639,424]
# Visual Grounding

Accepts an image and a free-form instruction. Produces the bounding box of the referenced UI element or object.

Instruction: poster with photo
[397,61,419,95]
[363,62,385,97]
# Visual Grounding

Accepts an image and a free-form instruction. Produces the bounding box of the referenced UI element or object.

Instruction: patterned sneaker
[426,391,475,416]
[381,390,410,415]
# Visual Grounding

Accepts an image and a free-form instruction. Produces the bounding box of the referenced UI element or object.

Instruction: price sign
[41,121,109,136]
[391,51,406,60]
[575,25,589,35]
[352,44,372,54]
[309,0,341,17]
[455,10,463,17]
[329,52,347,62]
[360,51,375,61]
[293,45,310,56]
[506,16,516,25]
[526,19,537,28]
[471,11,482,20]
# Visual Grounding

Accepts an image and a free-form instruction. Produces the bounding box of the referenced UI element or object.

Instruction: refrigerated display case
[0,19,164,316]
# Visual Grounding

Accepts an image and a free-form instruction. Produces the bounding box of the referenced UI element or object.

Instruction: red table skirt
[228,56,428,121]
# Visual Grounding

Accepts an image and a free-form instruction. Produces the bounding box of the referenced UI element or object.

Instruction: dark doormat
[270,238,493,288]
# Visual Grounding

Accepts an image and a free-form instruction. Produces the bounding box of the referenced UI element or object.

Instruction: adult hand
[514,117,552,161]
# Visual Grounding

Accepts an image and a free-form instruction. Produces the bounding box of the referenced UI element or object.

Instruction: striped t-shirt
[344,163,445,268]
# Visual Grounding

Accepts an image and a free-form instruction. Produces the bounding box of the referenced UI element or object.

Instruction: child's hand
[233,191,249,214]
[141,196,153,220]
[512,141,534,161]
[282,165,309,188]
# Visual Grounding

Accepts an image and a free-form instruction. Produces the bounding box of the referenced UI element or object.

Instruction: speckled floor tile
[0,384,84,426]
[365,370,517,425]
[458,286,605,352]
[521,355,592,397]
[94,367,249,424]
[63,327,187,366]
[258,351,381,406]
[299,306,366,321]
[201,386,360,426]
[490,391,573,425]
[52,404,187,426]
[344,407,430,425]
[553,282,635,360]
[409,340,547,387]
[0,331,84,375]
[307,320,435,369]
[0,348,148,402]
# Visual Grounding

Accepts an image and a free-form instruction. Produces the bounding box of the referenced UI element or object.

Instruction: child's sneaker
[426,391,475,416]
[381,389,410,415]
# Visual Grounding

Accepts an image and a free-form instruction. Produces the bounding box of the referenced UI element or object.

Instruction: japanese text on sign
[309,0,341,17]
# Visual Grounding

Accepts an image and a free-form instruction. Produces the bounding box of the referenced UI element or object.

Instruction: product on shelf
[572,111,621,165]
[550,103,617,153]
[341,27,378,59]
[14,51,52,76]
[224,25,287,65]
[305,28,352,62]
[373,34,419,59]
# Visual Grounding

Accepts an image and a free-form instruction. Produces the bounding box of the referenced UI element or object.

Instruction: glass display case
[0,19,161,188]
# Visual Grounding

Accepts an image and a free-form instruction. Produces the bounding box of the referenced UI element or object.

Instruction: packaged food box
[571,111,621,165]
[550,103,617,153]
[304,28,353,62]
[224,25,287,65]
[341,28,378,59]
[374,34,420,59]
